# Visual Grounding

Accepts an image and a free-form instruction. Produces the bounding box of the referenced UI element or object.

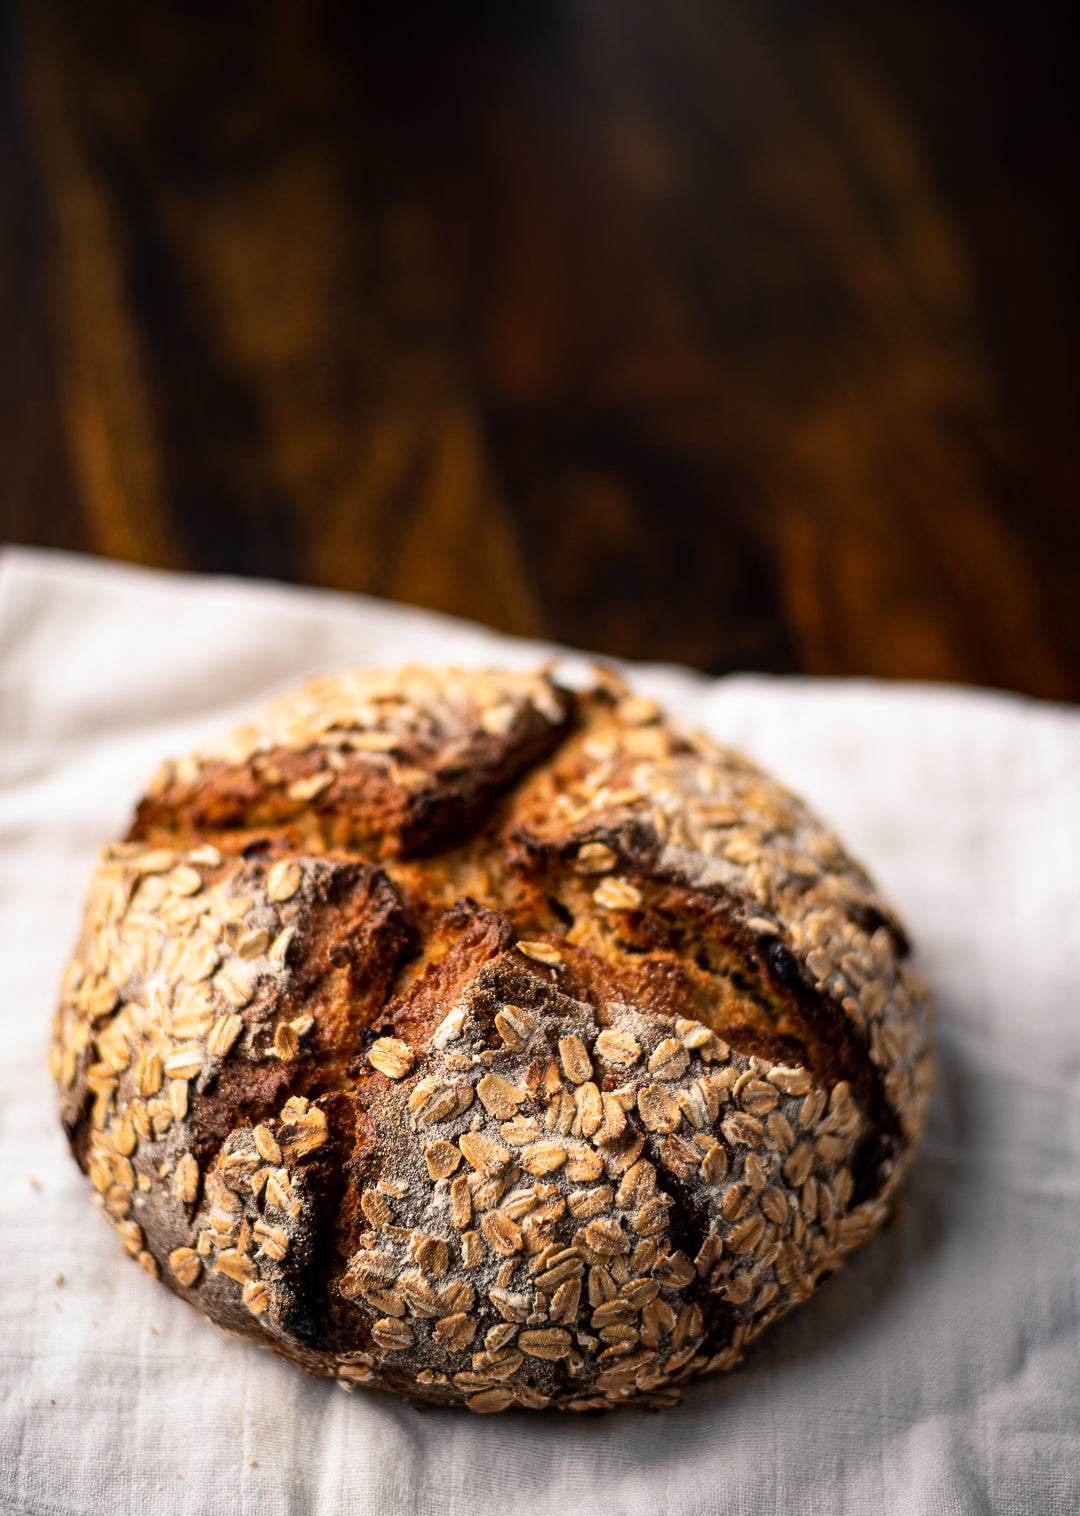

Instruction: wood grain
[1,0,1076,696]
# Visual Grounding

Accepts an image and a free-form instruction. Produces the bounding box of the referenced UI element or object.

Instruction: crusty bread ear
[52,666,931,1411]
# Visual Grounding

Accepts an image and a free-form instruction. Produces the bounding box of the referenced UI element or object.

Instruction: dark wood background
[2,0,1077,697]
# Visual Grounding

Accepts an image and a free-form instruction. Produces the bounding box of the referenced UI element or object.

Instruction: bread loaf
[51,666,932,1411]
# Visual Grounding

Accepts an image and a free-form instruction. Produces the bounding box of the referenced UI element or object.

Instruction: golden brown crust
[51,666,932,1411]
[131,666,573,860]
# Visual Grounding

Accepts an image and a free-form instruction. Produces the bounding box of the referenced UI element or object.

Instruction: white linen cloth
[1,546,1077,1516]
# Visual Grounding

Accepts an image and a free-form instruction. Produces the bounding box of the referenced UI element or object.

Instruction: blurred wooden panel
[0,0,83,555]
[1,0,1076,695]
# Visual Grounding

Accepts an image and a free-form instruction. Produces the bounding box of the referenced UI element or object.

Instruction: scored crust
[51,666,932,1412]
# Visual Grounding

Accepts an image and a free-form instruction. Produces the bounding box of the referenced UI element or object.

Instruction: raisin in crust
[51,666,932,1412]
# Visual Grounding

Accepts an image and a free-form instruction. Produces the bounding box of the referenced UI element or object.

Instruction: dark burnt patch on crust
[263,1089,357,1354]
[506,814,664,883]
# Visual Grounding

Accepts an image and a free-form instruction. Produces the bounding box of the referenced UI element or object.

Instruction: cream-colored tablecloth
[2,546,1078,1516]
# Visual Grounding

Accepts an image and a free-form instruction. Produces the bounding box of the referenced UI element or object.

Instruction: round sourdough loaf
[51,666,932,1411]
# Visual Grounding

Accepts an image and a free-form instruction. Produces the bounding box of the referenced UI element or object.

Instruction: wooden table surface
[2,0,1077,698]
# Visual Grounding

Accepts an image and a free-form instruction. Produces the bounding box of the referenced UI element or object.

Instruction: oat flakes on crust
[51,666,932,1411]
